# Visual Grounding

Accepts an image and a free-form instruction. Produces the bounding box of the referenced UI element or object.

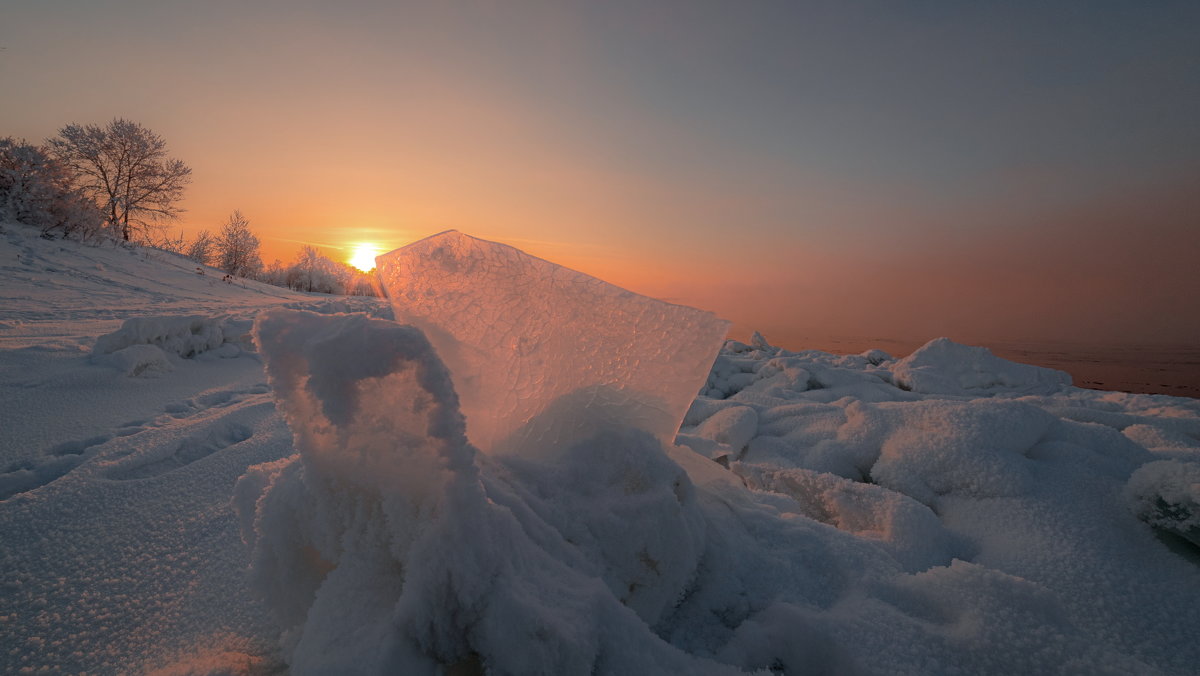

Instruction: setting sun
[347,243,381,272]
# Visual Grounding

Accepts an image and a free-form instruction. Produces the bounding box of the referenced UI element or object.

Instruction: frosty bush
[214,210,264,278]
[185,229,216,266]
[0,137,107,239]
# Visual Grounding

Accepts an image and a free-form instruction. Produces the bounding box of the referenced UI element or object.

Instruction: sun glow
[348,243,381,272]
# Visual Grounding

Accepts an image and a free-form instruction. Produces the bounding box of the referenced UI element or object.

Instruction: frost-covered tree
[271,246,378,296]
[288,245,342,293]
[258,259,287,287]
[48,119,191,242]
[214,210,263,278]
[0,137,106,238]
[186,229,216,266]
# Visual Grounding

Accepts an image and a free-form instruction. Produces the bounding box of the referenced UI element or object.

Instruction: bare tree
[153,229,187,255]
[48,119,191,242]
[214,210,263,278]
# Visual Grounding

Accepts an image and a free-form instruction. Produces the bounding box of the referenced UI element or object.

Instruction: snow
[892,336,1072,395]
[92,342,176,377]
[1126,460,1200,546]
[3,223,1200,675]
[93,314,252,359]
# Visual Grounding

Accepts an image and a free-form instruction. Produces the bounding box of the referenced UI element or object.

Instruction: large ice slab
[377,230,730,454]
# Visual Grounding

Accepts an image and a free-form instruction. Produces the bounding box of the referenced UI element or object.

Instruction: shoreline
[772,335,1200,399]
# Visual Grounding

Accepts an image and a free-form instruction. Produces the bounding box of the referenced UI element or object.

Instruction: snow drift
[91,314,252,376]
[892,337,1071,395]
[1126,460,1200,546]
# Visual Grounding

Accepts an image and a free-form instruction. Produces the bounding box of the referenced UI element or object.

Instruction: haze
[3,1,1197,347]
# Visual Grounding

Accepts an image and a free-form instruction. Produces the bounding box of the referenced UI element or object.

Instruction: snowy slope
[2,224,1199,675]
[0,226,386,673]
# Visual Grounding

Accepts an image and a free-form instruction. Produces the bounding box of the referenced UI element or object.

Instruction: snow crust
[376,230,730,454]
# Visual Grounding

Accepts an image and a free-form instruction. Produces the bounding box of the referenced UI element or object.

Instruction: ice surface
[892,337,1072,395]
[376,230,730,454]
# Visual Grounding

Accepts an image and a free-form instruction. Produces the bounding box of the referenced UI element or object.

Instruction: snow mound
[1126,460,1200,546]
[376,230,730,454]
[868,399,1057,506]
[146,650,270,676]
[241,309,721,674]
[93,314,252,359]
[694,405,759,455]
[734,463,965,572]
[93,343,174,377]
[892,337,1071,395]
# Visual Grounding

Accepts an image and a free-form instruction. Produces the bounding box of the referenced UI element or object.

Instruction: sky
[3,1,1199,347]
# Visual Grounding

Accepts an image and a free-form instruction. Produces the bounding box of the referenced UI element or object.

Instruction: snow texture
[93,342,176,377]
[93,314,252,359]
[1126,460,1200,546]
[376,230,731,454]
[892,336,1071,395]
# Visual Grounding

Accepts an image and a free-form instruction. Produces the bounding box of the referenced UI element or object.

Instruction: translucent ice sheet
[377,231,730,454]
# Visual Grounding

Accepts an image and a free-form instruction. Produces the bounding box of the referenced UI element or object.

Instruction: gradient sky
[4,1,1198,347]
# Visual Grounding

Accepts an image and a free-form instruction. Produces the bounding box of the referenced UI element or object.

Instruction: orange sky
[3,2,1199,348]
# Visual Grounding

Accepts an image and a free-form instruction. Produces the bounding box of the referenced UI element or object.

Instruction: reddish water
[774,335,1200,399]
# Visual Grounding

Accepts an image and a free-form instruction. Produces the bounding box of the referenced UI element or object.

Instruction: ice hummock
[376,230,731,455]
[892,337,1071,395]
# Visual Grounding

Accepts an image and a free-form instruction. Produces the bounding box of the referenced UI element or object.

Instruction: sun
[348,243,381,272]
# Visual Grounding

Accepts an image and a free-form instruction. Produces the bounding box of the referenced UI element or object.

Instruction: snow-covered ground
[2,225,1198,675]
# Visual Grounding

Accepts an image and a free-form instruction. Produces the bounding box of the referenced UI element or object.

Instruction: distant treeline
[1,118,379,297]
